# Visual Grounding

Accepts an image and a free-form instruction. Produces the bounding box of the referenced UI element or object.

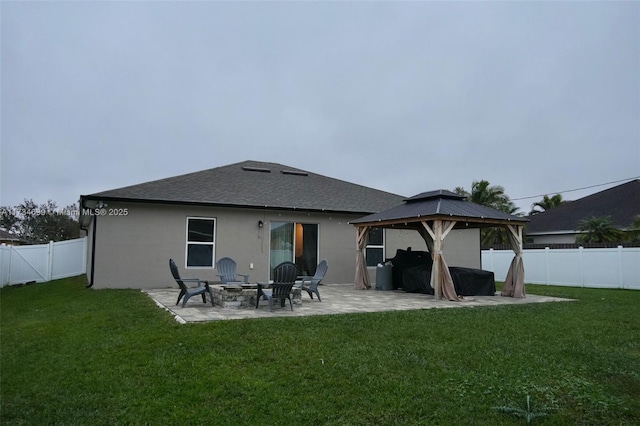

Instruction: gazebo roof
[351,189,528,299]
[350,189,528,228]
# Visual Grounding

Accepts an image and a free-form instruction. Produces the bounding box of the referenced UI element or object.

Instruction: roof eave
[79,195,376,216]
[527,230,583,236]
[350,214,528,228]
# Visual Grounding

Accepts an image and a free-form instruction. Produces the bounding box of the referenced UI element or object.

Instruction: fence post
[579,246,584,287]
[545,247,550,285]
[618,245,624,289]
[488,248,494,272]
[9,245,13,285]
[47,241,54,282]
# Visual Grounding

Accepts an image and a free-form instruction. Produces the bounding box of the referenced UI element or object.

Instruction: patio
[144,283,573,323]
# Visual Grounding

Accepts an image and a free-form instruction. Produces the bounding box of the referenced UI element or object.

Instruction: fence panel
[51,238,88,281]
[621,248,640,289]
[6,244,50,283]
[0,238,87,287]
[0,245,10,285]
[482,246,640,290]
[521,250,547,284]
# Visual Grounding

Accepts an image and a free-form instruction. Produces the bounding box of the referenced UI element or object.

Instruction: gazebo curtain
[420,220,462,301]
[501,225,526,298]
[354,225,371,290]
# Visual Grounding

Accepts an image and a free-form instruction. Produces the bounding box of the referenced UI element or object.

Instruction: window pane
[188,219,214,242]
[187,244,213,267]
[366,248,384,266]
[270,222,294,275]
[368,227,383,245]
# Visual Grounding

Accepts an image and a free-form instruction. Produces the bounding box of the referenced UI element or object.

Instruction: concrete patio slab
[143,284,574,323]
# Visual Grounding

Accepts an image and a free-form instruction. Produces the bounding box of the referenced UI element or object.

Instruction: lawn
[1,276,639,425]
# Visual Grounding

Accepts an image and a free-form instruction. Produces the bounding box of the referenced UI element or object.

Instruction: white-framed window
[365,227,384,266]
[185,217,216,268]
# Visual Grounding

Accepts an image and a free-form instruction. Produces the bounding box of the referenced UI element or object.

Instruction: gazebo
[350,190,529,301]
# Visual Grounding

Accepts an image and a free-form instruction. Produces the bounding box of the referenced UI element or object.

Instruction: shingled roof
[527,179,640,234]
[350,189,528,227]
[0,228,24,243]
[82,160,405,214]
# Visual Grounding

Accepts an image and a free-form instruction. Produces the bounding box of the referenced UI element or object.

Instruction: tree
[624,215,640,243]
[529,194,565,215]
[454,186,469,197]
[576,216,623,244]
[1,199,80,243]
[456,180,520,246]
[0,206,20,233]
[469,180,517,214]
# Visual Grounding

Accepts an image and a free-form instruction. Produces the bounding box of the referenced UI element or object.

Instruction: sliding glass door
[270,222,318,279]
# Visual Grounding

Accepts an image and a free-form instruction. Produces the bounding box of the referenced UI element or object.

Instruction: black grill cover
[400,265,496,296]
[448,267,496,296]
[402,265,434,294]
[385,249,432,290]
[387,248,495,296]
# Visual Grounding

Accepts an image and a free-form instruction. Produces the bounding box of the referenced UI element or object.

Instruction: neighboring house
[0,228,28,246]
[526,180,640,244]
[79,160,481,289]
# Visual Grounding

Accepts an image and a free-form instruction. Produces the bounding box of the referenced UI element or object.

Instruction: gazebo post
[354,225,371,290]
[433,221,443,299]
[502,224,526,298]
[420,220,459,301]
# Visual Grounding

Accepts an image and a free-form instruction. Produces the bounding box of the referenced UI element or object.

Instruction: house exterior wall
[88,201,482,289]
[89,201,361,289]
[383,228,481,267]
[359,228,480,285]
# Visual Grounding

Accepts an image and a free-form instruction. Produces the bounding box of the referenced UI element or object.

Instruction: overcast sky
[2,1,639,215]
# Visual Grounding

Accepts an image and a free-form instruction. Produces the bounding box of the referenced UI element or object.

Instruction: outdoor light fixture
[258,220,264,228]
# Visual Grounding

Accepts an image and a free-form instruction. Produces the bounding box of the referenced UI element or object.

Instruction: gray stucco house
[79,160,481,289]
[527,179,640,244]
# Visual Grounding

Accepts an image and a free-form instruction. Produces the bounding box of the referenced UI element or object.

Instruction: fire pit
[211,283,302,309]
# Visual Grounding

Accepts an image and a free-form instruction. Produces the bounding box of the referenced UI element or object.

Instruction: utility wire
[512,176,640,201]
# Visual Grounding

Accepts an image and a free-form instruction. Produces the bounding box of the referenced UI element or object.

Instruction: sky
[2,1,639,215]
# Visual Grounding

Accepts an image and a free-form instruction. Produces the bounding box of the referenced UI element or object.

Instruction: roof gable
[82,160,405,214]
[527,180,640,233]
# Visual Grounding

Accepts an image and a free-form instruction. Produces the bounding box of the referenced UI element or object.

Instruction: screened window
[186,217,216,267]
[365,227,384,266]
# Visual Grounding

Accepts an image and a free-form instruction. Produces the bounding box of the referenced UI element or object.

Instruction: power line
[512,176,640,201]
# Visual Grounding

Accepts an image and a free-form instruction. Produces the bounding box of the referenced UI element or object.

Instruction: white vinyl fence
[0,237,87,287]
[482,246,640,290]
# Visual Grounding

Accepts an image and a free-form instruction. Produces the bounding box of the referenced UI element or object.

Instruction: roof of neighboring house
[350,189,528,228]
[0,228,24,243]
[81,160,405,215]
[527,179,640,234]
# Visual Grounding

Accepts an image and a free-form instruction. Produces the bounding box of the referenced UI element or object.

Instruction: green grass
[1,276,639,425]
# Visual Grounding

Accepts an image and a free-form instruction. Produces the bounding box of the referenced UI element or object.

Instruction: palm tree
[470,180,508,209]
[467,180,519,246]
[576,216,623,244]
[529,194,565,215]
[454,186,469,197]
[624,215,640,243]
